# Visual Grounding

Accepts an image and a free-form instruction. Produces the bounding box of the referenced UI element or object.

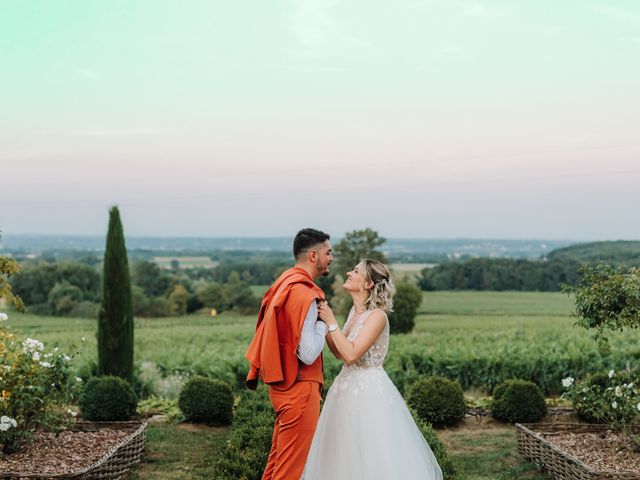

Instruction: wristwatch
[327,324,339,333]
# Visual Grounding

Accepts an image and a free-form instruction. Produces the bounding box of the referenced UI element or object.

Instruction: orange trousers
[262,381,322,480]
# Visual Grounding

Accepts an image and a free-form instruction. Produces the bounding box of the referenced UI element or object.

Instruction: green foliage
[196,282,229,311]
[79,375,138,421]
[0,255,25,312]
[131,260,172,297]
[333,228,388,278]
[137,396,183,423]
[407,376,466,427]
[562,263,640,352]
[419,258,581,292]
[0,330,80,453]
[213,387,275,479]
[47,282,83,316]
[548,240,640,266]
[410,408,459,479]
[329,228,388,313]
[388,282,422,334]
[12,292,639,400]
[178,376,234,425]
[562,369,640,430]
[491,379,547,423]
[98,206,134,382]
[167,284,189,316]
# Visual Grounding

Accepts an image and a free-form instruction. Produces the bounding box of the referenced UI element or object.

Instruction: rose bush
[562,369,640,432]
[1,317,82,453]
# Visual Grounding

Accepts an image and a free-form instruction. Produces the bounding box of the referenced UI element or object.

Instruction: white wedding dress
[303,308,444,480]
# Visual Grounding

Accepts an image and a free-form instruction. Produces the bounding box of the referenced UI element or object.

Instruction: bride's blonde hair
[359,259,395,312]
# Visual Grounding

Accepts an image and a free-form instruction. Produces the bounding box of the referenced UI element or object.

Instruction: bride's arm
[318,303,386,366]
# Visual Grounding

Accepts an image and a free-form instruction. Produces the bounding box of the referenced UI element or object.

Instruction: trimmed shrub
[79,376,138,421]
[388,282,422,334]
[491,379,547,423]
[178,376,233,426]
[214,387,275,479]
[410,408,458,479]
[407,376,466,427]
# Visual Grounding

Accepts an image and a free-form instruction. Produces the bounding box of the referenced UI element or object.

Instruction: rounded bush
[407,376,466,427]
[79,376,138,421]
[388,282,422,334]
[178,376,233,426]
[491,379,547,423]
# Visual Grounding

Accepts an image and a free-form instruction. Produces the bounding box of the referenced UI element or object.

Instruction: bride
[303,259,443,480]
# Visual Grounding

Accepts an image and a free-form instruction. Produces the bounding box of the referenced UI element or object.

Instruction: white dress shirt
[297,300,328,365]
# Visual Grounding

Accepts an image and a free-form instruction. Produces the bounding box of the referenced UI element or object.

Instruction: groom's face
[313,241,333,277]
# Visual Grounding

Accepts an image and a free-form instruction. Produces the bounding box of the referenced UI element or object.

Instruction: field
[8,291,637,396]
[5,291,639,479]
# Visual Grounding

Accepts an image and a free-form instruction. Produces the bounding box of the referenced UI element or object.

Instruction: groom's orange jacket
[245,267,325,391]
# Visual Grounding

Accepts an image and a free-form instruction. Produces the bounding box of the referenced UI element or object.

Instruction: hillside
[547,240,640,266]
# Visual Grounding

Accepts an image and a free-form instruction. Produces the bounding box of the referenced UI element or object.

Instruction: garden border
[1,420,147,480]
[516,422,640,480]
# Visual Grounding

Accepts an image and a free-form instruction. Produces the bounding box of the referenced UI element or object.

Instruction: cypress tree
[98,206,134,383]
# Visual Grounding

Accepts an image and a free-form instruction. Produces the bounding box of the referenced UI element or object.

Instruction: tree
[131,260,172,297]
[0,254,25,312]
[562,263,640,353]
[168,284,189,316]
[388,282,422,334]
[47,282,83,316]
[196,282,229,311]
[331,228,388,315]
[334,228,387,277]
[98,206,134,383]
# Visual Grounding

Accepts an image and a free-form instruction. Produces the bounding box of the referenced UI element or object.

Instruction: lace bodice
[342,307,389,369]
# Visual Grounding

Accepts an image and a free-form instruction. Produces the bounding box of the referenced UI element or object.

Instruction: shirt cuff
[315,321,328,335]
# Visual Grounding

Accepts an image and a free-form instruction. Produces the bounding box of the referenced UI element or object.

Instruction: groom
[245,228,333,480]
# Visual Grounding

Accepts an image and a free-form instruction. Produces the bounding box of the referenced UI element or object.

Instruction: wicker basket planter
[1,420,147,480]
[516,422,640,480]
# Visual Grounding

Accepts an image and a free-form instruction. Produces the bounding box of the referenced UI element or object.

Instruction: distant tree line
[418,258,582,291]
[10,259,262,318]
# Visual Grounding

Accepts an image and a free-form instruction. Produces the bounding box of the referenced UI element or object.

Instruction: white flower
[23,338,44,353]
[612,401,618,409]
[628,383,634,389]
[0,312,8,321]
[67,409,77,417]
[39,362,51,368]
[75,377,83,383]
[63,355,71,362]
[0,415,17,431]
[32,352,41,361]
[81,337,86,342]
[615,386,622,397]
[608,369,615,378]
[562,377,575,388]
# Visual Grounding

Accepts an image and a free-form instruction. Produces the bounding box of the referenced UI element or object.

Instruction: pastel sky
[1,0,639,239]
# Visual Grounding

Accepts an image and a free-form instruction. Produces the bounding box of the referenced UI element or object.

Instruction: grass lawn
[125,423,230,480]
[125,419,550,480]
[438,420,550,480]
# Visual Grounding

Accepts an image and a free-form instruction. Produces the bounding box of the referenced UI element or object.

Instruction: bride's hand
[317,301,338,327]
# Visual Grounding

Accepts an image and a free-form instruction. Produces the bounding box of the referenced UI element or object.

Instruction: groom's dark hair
[293,228,330,260]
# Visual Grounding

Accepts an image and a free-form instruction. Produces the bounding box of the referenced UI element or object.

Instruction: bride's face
[342,263,372,293]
